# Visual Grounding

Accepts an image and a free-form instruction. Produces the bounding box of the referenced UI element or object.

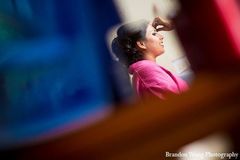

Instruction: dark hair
[111,19,149,67]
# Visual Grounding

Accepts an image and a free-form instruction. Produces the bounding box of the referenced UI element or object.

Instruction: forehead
[146,24,155,34]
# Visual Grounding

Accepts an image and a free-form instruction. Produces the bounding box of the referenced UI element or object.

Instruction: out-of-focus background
[0,0,121,149]
[0,0,240,159]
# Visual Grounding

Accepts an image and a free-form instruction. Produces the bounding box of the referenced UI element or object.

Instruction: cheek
[146,38,157,47]
[146,39,164,53]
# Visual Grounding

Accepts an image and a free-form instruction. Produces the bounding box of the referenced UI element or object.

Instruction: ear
[136,40,147,50]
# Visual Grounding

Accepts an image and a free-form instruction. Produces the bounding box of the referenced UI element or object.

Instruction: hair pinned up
[111,19,149,67]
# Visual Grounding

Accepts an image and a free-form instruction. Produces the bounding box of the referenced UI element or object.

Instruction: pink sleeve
[137,71,180,99]
[133,61,187,99]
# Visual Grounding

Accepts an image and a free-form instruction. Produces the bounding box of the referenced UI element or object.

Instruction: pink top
[129,60,189,99]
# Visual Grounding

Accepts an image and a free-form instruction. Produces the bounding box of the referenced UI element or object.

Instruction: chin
[158,50,165,56]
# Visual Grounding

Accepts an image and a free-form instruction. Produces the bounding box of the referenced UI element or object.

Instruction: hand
[152,16,174,31]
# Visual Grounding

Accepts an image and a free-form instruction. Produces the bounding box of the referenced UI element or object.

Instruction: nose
[158,32,164,40]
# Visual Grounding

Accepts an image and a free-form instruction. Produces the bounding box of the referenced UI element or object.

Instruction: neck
[143,53,156,62]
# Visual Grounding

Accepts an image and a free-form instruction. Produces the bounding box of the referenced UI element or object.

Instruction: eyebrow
[149,29,157,32]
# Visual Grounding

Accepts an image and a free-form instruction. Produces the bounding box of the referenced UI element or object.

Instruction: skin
[152,16,174,31]
[136,24,165,62]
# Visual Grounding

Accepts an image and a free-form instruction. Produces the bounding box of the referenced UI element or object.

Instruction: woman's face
[142,24,165,57]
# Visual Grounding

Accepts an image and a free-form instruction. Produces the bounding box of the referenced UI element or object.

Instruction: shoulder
[129,60,164,75]
[130,60,169,85]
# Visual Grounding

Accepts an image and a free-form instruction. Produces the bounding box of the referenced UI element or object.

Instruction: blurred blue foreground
[0,0,122,149]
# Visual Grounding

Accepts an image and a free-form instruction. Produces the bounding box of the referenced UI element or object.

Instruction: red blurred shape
[214,0,240,57]
[175,0,240,71]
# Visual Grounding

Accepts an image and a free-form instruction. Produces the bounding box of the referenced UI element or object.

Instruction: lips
[160,41,164,46]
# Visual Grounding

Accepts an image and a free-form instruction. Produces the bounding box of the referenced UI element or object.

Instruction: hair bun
[111,37,127,64]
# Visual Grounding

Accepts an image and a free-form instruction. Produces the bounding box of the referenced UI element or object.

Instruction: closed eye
[152,32,157,36]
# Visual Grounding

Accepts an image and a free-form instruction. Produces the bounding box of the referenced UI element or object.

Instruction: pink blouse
[129,60,189,99]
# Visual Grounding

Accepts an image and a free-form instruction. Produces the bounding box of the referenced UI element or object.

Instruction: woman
[111,17,188,100]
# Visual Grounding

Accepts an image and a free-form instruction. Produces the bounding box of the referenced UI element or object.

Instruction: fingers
[152,16,174,31]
